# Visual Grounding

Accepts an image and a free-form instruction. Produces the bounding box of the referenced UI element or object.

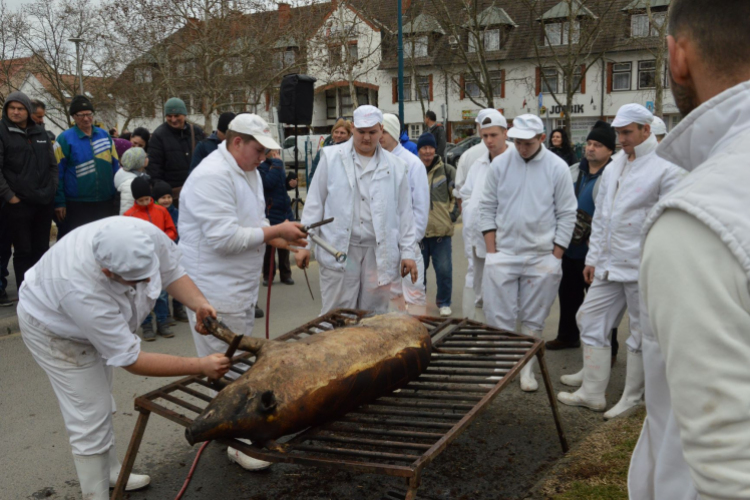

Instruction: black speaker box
[278,74,317,125]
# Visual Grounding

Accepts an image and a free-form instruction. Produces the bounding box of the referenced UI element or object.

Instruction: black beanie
[131,176,151,201]
[586,120,616,152]
[152,180,172,202]
[69,95,94,116]
[217,112,236,134]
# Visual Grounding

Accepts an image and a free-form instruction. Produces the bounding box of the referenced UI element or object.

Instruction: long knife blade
[303,267,314,301]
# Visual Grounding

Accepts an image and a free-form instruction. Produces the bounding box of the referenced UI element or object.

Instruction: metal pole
[397,0,405,125]
[76,42,83,95]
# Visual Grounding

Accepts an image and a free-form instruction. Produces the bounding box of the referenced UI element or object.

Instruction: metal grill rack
[112,310,568,500]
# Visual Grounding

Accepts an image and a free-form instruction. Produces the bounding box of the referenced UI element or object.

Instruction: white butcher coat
[631,81,750,500]
[18,217,185,454]
[179,143,269,355]
[586,133,684,282]
[301,140,416,289]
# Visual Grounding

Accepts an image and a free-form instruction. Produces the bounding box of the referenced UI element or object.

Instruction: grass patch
[537,406,646,499]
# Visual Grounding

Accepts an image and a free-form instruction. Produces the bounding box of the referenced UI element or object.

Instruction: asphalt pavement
[0,225,631,500]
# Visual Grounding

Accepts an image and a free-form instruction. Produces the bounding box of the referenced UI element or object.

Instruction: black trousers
[1,200,53,287]
[263,245,292,281]
[557,255,619,355]
[59,200,117,238]
[0,203,11,291]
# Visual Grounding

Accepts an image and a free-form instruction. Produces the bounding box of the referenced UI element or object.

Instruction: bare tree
[523,0,622,134]
[0,1,27,102]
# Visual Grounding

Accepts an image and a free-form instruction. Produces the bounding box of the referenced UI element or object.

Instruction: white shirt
[351,149,377,246]
[179,143,269,313]
[586,134,684,282]
[454,140,488,198]
[392,144,429,241]
[18,217,185,367]
[460,144,515,258]
[478,144,577,256]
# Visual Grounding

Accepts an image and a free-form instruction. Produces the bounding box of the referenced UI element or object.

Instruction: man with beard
[629,0,750,497]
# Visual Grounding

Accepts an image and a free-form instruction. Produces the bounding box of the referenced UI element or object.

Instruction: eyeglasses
[75,112,94,119]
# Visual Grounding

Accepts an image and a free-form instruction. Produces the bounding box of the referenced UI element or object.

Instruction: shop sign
[548,104,585,115]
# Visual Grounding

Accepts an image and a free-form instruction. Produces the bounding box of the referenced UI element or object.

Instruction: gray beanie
[120,147,148,172]
[164,97,187,116]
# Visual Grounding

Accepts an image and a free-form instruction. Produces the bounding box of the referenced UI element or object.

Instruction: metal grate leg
[111,409,151,500]
[537,348,569,453]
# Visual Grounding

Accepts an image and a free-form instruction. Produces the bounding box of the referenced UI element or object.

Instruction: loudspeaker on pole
[278,74,317,125]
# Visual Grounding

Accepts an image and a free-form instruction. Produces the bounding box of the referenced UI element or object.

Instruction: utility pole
[68,36,84,95]
[397,0,404,125]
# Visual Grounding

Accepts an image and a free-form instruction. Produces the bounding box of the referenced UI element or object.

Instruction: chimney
[402,0,411,14]
[278,3,291,27]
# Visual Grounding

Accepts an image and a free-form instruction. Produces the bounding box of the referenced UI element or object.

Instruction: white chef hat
[479,109,508,129]
[611,103,654,128]
[651,116,667,135]
[352,105,383,128]
[93,219,158,281]
[382,113,401,141]
[507,114,545,140]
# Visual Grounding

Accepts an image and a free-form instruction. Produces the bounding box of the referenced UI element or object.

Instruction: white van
[280,135,327,167]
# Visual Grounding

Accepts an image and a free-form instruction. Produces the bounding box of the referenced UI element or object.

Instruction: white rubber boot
[73,452,110,500]
[519,326,539,392]
[604,350,644,420]
[462,286,476,320]
[228,438,272,471]
[108,445,151,491]
[560,367,583,387]
[557,345,611,411]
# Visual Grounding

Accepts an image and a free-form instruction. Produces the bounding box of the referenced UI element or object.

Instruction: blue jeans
[142,291,169,326]
[421,236,452,308]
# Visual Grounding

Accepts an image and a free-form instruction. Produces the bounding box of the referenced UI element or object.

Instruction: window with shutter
[612,63,632,91]
[638,60,656,89]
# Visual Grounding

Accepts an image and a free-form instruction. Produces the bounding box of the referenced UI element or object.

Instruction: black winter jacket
[0,92,57,204]
[146,121,205,188]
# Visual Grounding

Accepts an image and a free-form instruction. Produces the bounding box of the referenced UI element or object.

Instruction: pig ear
[259,390,277,413]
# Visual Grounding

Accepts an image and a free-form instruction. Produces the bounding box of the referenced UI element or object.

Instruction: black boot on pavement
[255,305,264,318]
[173,303,188,323]
[546,339,581,350]
[157,321,175,338]
[142,322,156,342]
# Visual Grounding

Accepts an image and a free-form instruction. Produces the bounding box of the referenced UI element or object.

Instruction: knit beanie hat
[417,132,437,151]
[131,176,151,200]
[120,147,147,172]
[382,113,401,141]
[152,181,172,202]
[164,97,187,116]
[69,95,94,116]
[586,120,616,152]
[217,112,236,133]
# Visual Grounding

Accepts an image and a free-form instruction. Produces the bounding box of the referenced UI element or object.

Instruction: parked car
[445,136,482,166]
[281,134,326,167]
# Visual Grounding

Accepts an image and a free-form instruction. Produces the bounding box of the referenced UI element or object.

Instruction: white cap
[93,219,158,281]
[382,113,401,141]
[475,108,496,124]
[228,114,280,150]
[611,103,654,128]
[352,105,383,128]
[651,116,667,135]
[507,114,545,140]
[479,109,508,130]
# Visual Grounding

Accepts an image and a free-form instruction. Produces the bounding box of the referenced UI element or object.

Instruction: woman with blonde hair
[309,118,352,181]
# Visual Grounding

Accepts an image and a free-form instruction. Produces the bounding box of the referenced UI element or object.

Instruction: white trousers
[462,223,475,290]
[189,307,257,358]
[19,304,116,456]
[578,278,641,352]
[472,250,485,302]
[320,244,390,315]
[390,244,427,315]
[482,252,562,333]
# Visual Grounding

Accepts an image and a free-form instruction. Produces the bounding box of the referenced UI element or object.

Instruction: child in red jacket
[124,176,176,340]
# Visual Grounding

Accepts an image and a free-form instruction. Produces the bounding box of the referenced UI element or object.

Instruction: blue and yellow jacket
[54,125,119,207]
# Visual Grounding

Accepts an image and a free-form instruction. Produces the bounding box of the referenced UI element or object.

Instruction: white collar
[630,133,658,161]
[219,141,246,176]
[657,80,750,172]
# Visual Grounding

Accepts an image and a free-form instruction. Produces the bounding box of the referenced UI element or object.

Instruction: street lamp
[68,36,84,95]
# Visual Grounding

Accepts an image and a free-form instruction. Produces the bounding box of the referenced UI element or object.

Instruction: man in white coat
[455,111,491,317]
[459,110,512,321]
[557,104,683,419]
[178,114,307,470]
[380,113,430,314]
[295,105,417,314]
[479,114,577,392]
[630,0,750,497]
[18,217,231,500]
